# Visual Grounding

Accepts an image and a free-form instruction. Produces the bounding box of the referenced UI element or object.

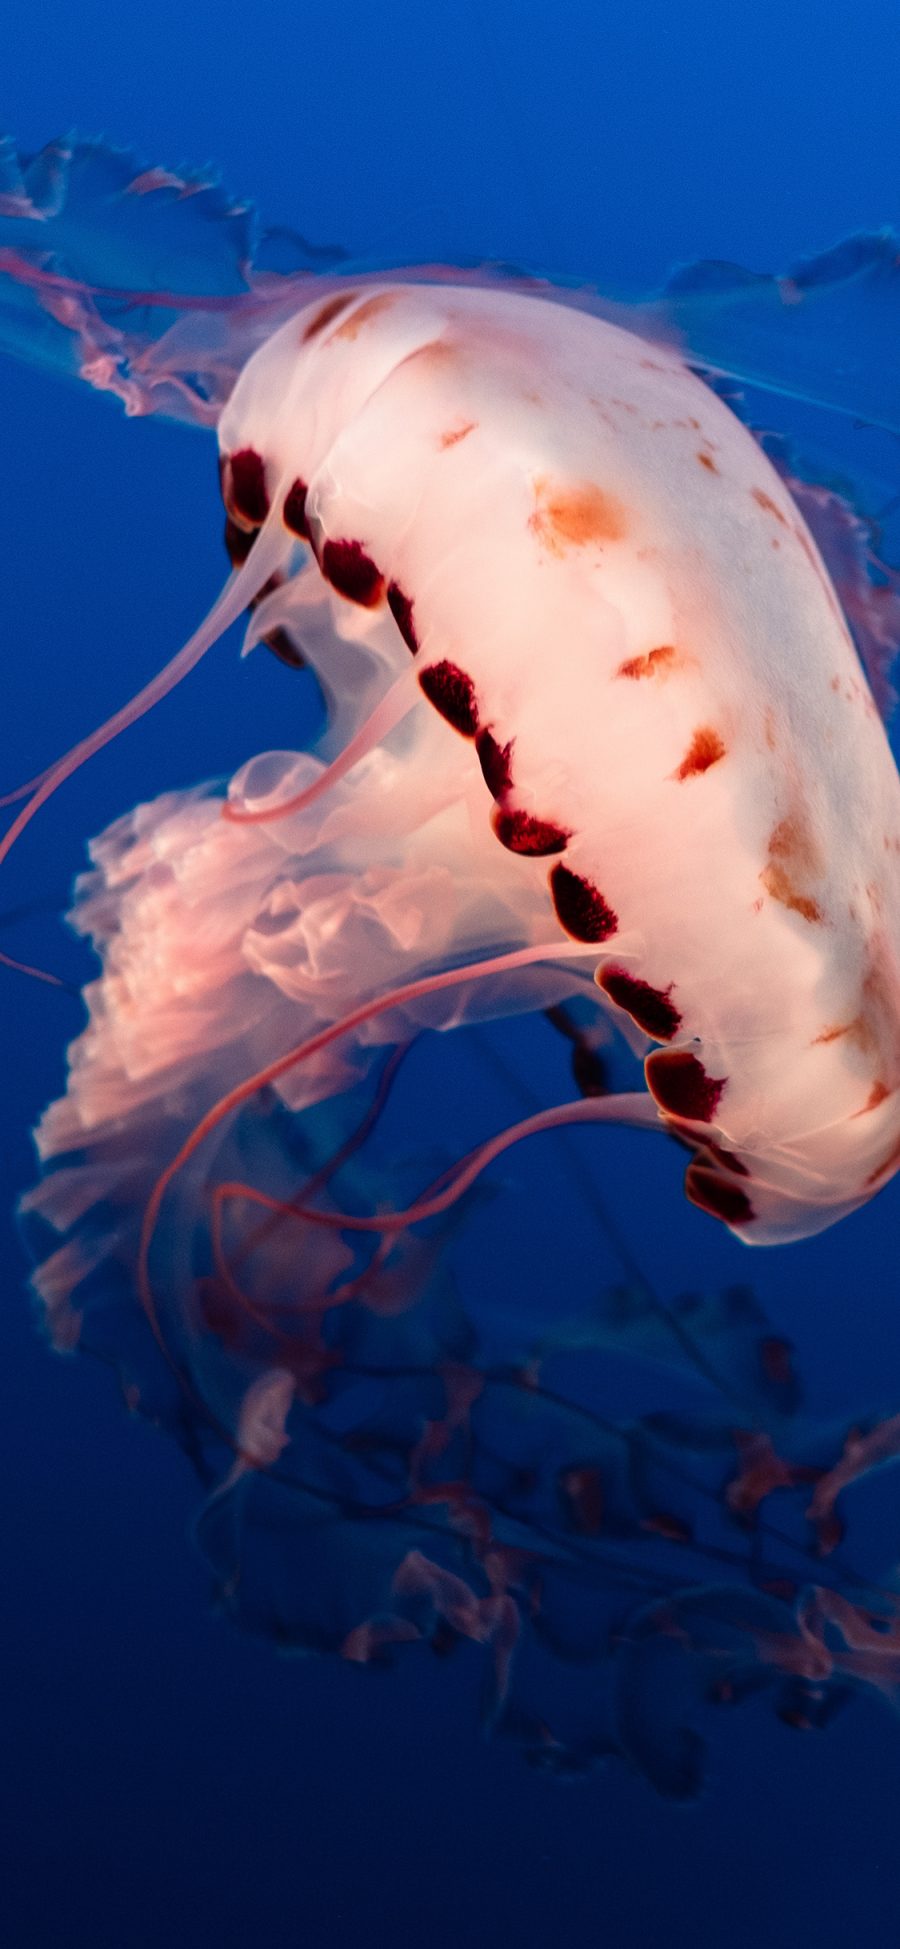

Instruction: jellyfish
[4,138,900,1251]
[6,135,900,1793]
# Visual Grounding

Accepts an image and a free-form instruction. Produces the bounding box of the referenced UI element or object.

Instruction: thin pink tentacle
[0,945,70,989]
[0,762,58,809]
[335,1089,659,1229]
[137,936,598,1350]
[211,1043,414,1331]
[223,669,421,825]
[211,1091,659,1239]
[0,514,290,877]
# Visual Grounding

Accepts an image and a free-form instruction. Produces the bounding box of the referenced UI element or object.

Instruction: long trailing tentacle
[211,1088,658,1247]
[136,936,610,1350]
[209,1042,415,1332]
[0,944,73,989]
[0,895,84,992]
[0,511,291,883]
[0,761,60,809]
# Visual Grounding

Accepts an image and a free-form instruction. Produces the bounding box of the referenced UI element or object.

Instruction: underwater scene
[5,3,900,1944]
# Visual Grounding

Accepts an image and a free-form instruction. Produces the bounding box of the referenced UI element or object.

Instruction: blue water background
[3,4,900,1943]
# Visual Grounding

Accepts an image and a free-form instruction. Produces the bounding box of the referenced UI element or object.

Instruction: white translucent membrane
[224,669,420,825]
[25,599,640,1372]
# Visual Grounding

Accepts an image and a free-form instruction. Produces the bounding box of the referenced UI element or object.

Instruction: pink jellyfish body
[2,135,900,1345]
[208,278,900,1245]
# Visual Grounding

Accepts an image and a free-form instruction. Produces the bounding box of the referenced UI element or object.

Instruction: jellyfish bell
[182,273,900,1248]
[7,159,900,1279]
[4,144,900,1252]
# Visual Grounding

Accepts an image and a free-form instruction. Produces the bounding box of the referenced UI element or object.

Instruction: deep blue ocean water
[5,5,900,1944]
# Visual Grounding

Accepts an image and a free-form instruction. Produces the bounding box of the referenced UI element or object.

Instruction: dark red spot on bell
[597,965,681,1040]
[685,1162,754,1225]
[321,539,385,607]
[418,661,479,736]
[387,582,418,652]
[646,1049,726,1122]
[283,478,310,538]
[476,729,514,798]
[549,863,618,942]
[224,516,256,566]
[227,448,270,526]
[493,808,570,856]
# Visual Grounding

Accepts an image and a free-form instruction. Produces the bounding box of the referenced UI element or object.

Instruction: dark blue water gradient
[5,4,900,1943]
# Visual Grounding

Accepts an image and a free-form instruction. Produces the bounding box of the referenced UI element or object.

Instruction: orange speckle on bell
[794,525,821,574]
[866,1129,900,1187]
[761,863,822,924]
[849,1015,878,1056]
[406,338,457,374]
[331,291,399,341]
[438,420,477,449]
[617,644,678,680]
[761,809,824,923]
[673,726,726,780]
[751,487,788,526]
[769,814,819,874]
[816,1009,885,1059]
[856,1080,892,1115]
[529,477,627,554]
[697,450,719,474]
